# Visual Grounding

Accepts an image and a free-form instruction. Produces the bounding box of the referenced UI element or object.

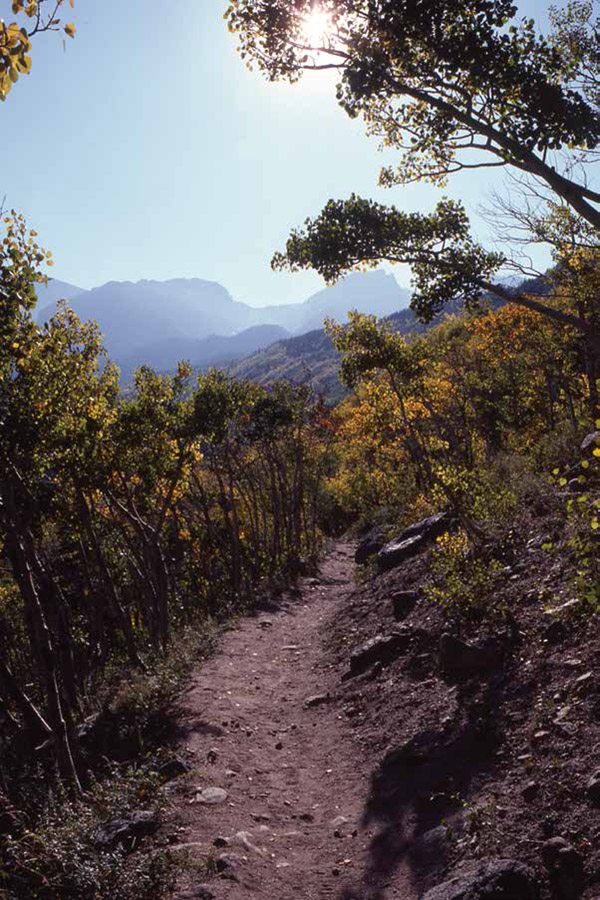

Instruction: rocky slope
[328,504,599,898]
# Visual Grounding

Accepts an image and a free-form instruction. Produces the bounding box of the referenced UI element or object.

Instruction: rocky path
[168,542,417,900]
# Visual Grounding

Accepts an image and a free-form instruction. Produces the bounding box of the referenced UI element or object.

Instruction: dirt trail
[169,542,417,900]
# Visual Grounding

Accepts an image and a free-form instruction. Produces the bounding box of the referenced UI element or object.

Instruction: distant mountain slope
[34,269,410,376]
[299,270,410,331]
[248,270,411,332]
[37,278,253,359]
[229,285,524,400]
[119,324,290,380]
[34,278,84,317]
[230,307,427,401]
[231,327,342,399]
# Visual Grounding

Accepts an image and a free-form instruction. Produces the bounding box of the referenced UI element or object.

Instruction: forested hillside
[230,307,427,400]
[1,1,600,899]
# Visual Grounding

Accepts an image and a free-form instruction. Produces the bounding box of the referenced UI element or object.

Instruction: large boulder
[421,858,537,900]
[378,513,450,573]
[355,526,388,565]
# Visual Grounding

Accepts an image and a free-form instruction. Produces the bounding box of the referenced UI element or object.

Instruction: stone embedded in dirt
[347,629,413,678]
[586,770,600,807]
[542,837,584,900]
[391,589,419,621]
[354,526,388,564]
[438,633,502,678]
[299,812,314,822]
[553,705,572,724]
[421,858,537,900]
[331,815,349,837]
[544,598,581,618]
[206,748,218,764]
[250,812,271,822]
[331,815,349,828]
[378,512,450,573]
[195,786,228,805]
[574,671,594,695]
[231,830,264,854]
[213,836,229,847]
[94,810,159,852]
[396,511,451,543]
[563,657,583,669]
[303,692,332,709]
[215,853,240,879]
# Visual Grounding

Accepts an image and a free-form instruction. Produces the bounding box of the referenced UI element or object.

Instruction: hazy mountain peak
[32,269,411,378]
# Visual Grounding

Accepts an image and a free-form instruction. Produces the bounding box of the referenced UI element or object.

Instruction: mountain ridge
[35,270,411,376]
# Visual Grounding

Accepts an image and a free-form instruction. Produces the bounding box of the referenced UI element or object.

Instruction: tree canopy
[226,0,600,225]
[227,0,600,408]
[1,0,76,101]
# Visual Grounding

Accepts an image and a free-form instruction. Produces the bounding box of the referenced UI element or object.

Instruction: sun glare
[301,8,332,47]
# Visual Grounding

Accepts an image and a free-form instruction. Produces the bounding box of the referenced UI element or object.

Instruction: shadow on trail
[341,678,519,900]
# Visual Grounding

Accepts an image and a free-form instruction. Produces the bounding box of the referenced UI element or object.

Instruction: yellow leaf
[64,22,76,38]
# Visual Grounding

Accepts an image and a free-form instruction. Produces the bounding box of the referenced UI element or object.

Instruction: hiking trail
[169,541,417,900]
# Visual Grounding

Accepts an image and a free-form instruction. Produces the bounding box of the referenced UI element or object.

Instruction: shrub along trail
[169,541,417,900]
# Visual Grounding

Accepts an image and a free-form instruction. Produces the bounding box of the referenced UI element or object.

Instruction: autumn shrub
[424,530,502,618]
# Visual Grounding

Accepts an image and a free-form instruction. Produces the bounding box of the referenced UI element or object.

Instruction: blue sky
[1,0,551,306]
